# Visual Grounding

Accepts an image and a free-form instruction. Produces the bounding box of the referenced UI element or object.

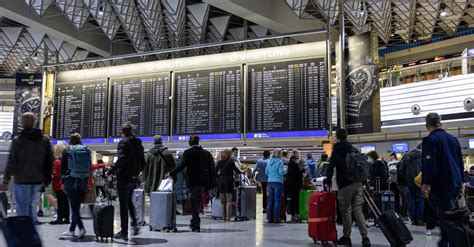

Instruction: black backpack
[198,150,217,189]
[344,148,370,182]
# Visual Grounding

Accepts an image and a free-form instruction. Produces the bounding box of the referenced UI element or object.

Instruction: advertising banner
[42,73,54,136]
[345,32,381,134]
[13,73,42,135]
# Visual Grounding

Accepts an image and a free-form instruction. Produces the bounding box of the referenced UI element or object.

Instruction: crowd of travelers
[0,112,468,246]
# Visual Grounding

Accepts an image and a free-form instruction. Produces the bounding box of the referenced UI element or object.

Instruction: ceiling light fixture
[440,9,447,17]
[33,53,38,60]
[98,7,104,16]
[391,33,395,37]
[360,10,365,16]
[24,63,29,69]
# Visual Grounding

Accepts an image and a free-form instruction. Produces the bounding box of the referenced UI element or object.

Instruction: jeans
[261,182,268,210]
[117,180,138,233]
[63,177,87,231]
[408,184,424,222]
[430,190,458,247]
[54,190,69,222]
[14,183,42,222]
[267,182,283,222]
[220,193,233,220]
[189,186,205,229]
[337,182,368,239]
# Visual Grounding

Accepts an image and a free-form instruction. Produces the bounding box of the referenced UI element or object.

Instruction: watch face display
[20,97,41,115]
[346,67,373,101]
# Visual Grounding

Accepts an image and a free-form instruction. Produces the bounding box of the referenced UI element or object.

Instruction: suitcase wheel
[149,226,153,231]
[173,228,178,232]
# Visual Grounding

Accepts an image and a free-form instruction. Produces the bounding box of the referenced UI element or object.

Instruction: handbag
[158,177,173,191]
[82,185,96,204]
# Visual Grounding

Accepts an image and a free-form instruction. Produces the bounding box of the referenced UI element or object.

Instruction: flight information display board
[173,67,242,140]
[247,58,328,139]
[53,81,107,144]
[109,74,170,143]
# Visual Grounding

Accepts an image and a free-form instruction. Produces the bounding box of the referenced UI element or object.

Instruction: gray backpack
[344,148,370,182]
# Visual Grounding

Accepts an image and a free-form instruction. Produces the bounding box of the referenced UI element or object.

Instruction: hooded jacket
[170,145,216,188]
[265,157,287,183]
[399,148,422,186]
[326,140,355,190]
[4,128,53,185]
[142,145,176,193]
[110,135,145,183]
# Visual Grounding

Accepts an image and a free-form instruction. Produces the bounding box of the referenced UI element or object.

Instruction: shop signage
[13,73,42,135]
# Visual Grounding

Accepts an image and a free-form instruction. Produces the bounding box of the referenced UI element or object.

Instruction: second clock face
[346,67,372,100]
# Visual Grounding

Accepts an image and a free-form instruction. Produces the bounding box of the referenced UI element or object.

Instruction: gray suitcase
[149,191,177,232]
[132,189,146,226]
[211,197,222,219]
[235,186,257,220]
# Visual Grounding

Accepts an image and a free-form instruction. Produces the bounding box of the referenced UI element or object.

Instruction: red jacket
[86,163,106,189]
[52,159,63,191]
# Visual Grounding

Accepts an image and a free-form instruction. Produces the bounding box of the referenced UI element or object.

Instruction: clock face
[346,67,372,100]
[20,97,41,115]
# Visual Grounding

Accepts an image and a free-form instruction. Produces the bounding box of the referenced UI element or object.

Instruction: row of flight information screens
[53,58,327,143]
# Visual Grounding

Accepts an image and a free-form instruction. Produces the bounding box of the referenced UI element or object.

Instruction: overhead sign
[469,139,474,150]
[392,142,409,153]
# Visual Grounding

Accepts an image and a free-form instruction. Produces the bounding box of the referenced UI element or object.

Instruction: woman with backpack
[216,149,243,221]
[61,133,92,239]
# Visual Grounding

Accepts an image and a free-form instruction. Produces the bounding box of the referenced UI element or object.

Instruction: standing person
[326,129,370,247]
[92,160,107,198]
[304,153,317,179]
[60,133,92,238]
[174,152,188,214]
[216,149,242,221]
[421,113,464,247]
[170,135,217,232]
[387,153,401,214]
[108,124,145,240]
[317,153,330,177]
[367,151,388,191]
[232,147,242,187]
[397,154,410,221]
[50,144,70,225]
[265,149,288,224]
[400,143,424,226]
[142,135,176,194]
[3,112,53,225]
[287,150,305,222]
[253,150,270,213]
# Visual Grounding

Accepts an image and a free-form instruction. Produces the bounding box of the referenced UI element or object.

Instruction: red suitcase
[308,192,337,244]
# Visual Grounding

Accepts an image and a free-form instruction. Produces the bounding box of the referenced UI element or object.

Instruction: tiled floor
[1,198,441,246]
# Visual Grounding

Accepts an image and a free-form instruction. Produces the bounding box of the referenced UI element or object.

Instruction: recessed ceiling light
[360,10,364,16]
[25,63,29,69]
[440,9,447,17]
[391,33,395,37]
[33,53,38,60]
[413,39,418,42]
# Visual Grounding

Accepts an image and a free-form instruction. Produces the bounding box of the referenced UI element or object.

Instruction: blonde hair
[54,144,67,159]
[20,112,36,129]
[272,148,282,158]
[290,150,300,160]
[221,149,233,161]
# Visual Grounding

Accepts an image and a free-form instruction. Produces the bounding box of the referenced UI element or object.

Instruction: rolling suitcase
[308,191,337,244]
[381,191,395,212]
[235,186,257,220]
[211,197,222,219]
[299,189,316,221]
[363,189,412,246]
[132,188,146,226]
[149,191,177,232]
[0,201,42,247]
[92,204,114,242]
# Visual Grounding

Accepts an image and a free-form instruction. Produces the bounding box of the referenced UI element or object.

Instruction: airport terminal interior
[1,0,474,246]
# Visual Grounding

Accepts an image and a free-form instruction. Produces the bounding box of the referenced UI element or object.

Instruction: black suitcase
[0,200,42,247]
[363,189,413,246]
[92,204,114,242]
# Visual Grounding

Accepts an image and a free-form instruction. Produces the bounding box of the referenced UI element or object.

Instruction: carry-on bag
[235,186,257,220]
[307,191,337,244]
[149,191,177,232]
[363,189,413,246]
[381,191,395,212]
[132,188,146,226]
[211,197,222,219]
[92,204,114,242]
[299,189,317,221]
[0,198,42,247]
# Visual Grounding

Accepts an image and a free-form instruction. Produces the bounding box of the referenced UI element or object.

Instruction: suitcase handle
[363,188,382,219]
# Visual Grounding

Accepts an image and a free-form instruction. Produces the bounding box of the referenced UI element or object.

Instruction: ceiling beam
[203,0,337,42]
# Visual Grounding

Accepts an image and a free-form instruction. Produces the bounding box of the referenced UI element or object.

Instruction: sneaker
[114,231,128,241]
[37,210,43,217]
[191,227,200,232]
[426,229,432,236]
[78,228,86,239]
[337,236,352,245]
[62,230,75,237]
[362,237,371,247]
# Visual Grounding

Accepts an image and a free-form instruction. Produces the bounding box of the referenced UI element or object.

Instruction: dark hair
[121,123,133,136]
[320,153,328,162]
[282,150,289,156]
[366,150,379,160]
[97,159,104,164]
[336,128,348,141]
[69,133,82,145]
[189,135,200,146]
[263,150,271,158]
[390,153,397,157]
[232,147,239,152]
[425,112,442,128]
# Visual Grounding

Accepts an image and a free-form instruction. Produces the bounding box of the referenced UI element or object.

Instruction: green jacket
[142,145,176,194]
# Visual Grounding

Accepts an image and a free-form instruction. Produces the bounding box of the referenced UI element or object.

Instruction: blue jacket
[254,158,269,182]
[304,158,317,179]
[265,157,287,183]
[422,129,464,193]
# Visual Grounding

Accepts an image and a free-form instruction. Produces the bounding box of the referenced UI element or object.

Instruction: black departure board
[109,74,170,138]
[173,67,242,138]
[53,81,107,141]
[247,58,327,134]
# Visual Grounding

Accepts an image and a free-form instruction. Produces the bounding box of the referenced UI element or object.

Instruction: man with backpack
[304,153,317,179]
[3,112,53,225]
[108,124,145,240]
[142,135,176,194]
[326,129,371,247]
[170,135,216,232]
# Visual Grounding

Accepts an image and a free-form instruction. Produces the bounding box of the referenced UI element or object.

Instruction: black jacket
[287,159,304,192]
[4,128,53,185]
[369,160,389,191]
[216,159,242,193]
[170,145,216,188]
[326,140,355,190]
[400,148,422,186]
[110,135,145,183]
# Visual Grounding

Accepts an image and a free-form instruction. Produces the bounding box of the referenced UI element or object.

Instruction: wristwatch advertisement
[346,65,378,117]
[13,73,43,135]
